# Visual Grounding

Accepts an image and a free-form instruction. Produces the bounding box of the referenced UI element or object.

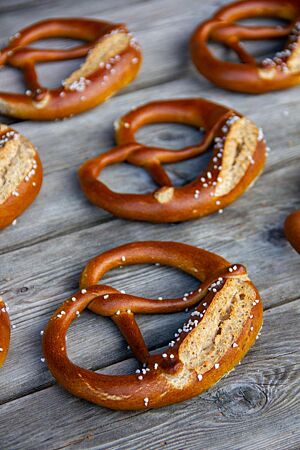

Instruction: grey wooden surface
[0,0,299,449]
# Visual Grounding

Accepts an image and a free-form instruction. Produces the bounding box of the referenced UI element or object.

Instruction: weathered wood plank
[0,299,299,450]
[0,73,299,253]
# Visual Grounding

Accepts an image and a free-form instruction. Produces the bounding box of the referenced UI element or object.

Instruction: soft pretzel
[0,125,43,229]
[284,209,300,253]
[190,0,300,93]
[43,241,263,410]
[0,18,142,120]
[79,98,266,223]
[0,299,10,367]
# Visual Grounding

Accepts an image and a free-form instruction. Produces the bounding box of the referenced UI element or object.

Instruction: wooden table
[0,0,299,449]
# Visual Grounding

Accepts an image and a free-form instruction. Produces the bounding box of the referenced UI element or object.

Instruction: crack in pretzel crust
[42,241,263,410]
[0,19,142,120]
[78,98,266,222]
[0,124,43,229]
[190,0,300,93]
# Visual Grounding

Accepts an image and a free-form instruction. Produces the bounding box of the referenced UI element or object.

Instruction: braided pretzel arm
[190,0,300,93]
[43,242,263,410]
[0,18,142,120]
[284,209,300,253]
[79,98,266,223]
[0,299,10,367]
[0,125,43,229]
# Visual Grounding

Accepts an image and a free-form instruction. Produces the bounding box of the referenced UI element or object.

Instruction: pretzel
[43,241,263,410]
[0,124,43,229]
[0,18,142,120]
[79,98,266,222]
[0,299,10,367]
[190,0,300,93]
[284,209,300,253]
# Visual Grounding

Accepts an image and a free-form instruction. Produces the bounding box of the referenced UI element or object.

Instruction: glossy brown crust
[0,130,43,230]
[0,299,10,367]
[43,241,263,410]
[284,209,300,253]
[190,0,300,93]
[0,18,142,120]
[78,98,266,223]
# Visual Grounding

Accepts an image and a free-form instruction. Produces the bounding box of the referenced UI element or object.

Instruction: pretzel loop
[43,242,263,410]
[0,18,142,119]
[190,0,300,93]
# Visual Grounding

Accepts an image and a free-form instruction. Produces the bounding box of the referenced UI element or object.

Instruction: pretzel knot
[0,299,10,368]
[79,98,266,222]
[0,18,142,120]
[43,241,263,410]
[190,0,300,93]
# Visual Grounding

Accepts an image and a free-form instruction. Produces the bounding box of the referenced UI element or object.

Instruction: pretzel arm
[85,266,247,317]
[154,125,222,163]
[125,117,219,170]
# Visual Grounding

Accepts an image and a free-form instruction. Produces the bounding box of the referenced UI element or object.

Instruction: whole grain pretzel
[0,299,10,367]
[190,0,300,93]
[0,18,142,120]
[43,241,263,410]
[0,124,43,229]
[284,209,300,253]
[79,98,266,223]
